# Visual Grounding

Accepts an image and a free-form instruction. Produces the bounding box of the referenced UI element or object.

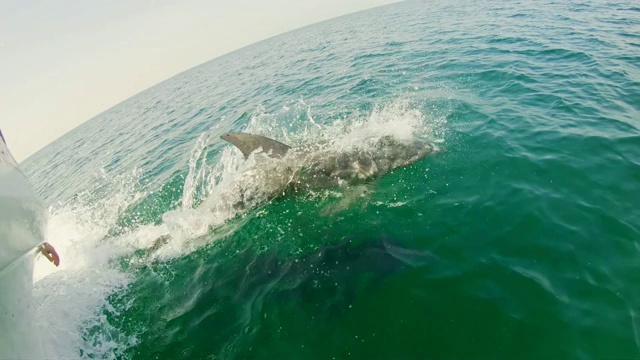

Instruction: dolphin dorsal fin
[221,132,291,159]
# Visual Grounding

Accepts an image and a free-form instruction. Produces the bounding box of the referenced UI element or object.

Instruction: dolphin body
[219,132,439,211]
[141,132,438,258]
[132,234,438,358]
[220,235,438,319]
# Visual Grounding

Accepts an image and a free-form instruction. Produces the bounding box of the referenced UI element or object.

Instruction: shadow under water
[122,234,438,359]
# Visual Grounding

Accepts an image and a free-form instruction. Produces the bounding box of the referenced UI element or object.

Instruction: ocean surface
[20,0,640,358]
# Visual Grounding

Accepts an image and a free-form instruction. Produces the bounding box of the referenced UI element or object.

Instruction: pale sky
[0,0,399,162]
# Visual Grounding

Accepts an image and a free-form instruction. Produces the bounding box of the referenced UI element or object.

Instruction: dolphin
[231,235,438,318]
[128,234,438,358]
[135,132,439,254]
[219,132,439,210]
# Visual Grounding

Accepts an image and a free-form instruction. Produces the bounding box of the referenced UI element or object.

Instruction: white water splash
[181,131,213,209]
[32,170,144,359]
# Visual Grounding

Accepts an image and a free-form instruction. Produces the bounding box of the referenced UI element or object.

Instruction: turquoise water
[22,0,640,358]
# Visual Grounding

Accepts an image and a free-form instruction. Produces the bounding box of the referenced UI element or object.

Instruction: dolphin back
[221,132,291,159]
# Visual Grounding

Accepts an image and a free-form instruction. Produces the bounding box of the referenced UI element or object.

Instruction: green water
[22,0,640,359]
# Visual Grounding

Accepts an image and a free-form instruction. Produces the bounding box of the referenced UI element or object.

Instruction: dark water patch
[117,229,438,359]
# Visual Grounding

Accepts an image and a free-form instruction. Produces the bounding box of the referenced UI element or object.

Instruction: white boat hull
[0,136,46,359]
